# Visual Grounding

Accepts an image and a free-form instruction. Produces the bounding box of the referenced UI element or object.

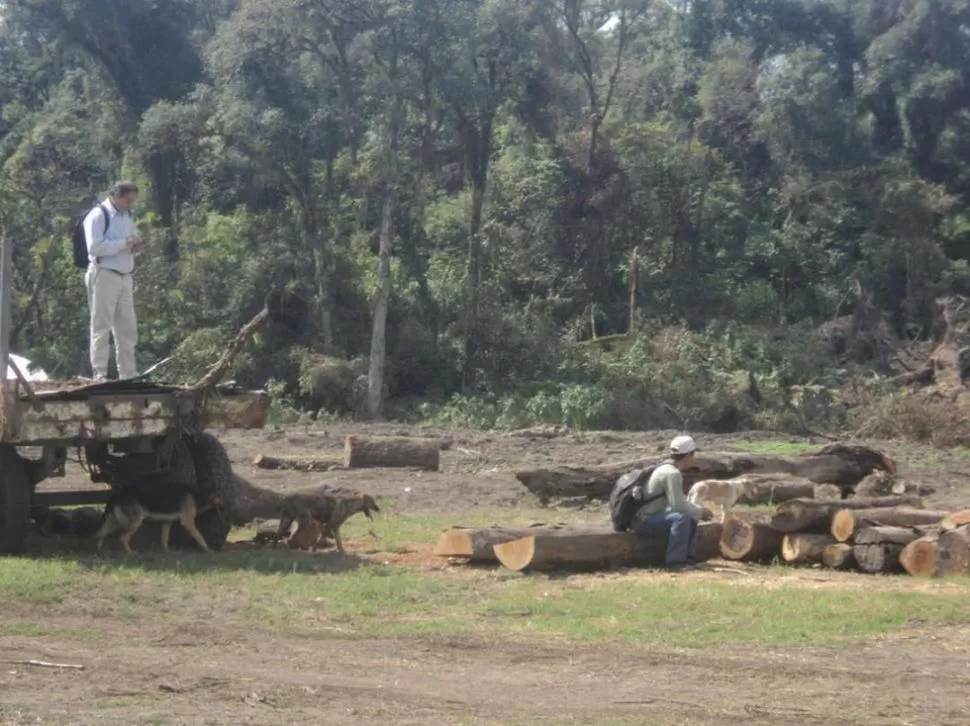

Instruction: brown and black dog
[93,480,217,554]
[276,487,380,553]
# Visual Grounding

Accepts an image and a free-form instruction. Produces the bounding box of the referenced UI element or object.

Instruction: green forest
[1,0,969,438]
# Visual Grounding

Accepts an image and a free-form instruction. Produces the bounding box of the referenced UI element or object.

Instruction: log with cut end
[433,524,589,562]
[830,507,948,543]
[252,454,338,472]
[719,517,785,562]
[900,535,939,577]
[941,510,970,532]
[937,526,970,577]
[813,484,843,500]
[343,436,440,471]
[781,534,837,564]
[492,522,723,572]
[852,544,904,573]
[514,443,895,502]
[822,543,856,570]
[770,495,923,534]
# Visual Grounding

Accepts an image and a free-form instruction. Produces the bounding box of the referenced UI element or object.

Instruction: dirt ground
[5,424,970,725]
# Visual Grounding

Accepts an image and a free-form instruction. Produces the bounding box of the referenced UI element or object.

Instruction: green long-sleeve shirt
[635,461,705,521]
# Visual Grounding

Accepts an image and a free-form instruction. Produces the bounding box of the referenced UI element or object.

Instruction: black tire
[182,432,236,552]
[0,445,31,555]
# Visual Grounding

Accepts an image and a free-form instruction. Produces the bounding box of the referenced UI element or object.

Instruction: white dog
[686,478,753,523]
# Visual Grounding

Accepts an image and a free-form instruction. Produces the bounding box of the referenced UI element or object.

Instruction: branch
[192,307,271,392]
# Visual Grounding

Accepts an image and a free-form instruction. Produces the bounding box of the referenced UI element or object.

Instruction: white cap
[670,435,696,455]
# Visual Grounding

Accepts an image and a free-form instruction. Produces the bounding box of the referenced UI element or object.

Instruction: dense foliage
[1,0,969,431]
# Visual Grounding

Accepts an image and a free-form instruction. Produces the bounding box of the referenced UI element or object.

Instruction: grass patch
[4,511,970,650]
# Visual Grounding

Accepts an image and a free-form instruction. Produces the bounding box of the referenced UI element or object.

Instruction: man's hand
[699,507,715,522]
[126,235,146,254]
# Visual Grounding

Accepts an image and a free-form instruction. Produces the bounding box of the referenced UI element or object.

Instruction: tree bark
[822,543,856,570]
[434,523,605,562]
[514,443,895,502]
[853,544,905,574]
[492,522,723,572]
[252,454,339,472]
[937,526,970,577]
[343,435,440,471]
[853,526,932,546]
[732,474,816,505]
[770,496,923,534]
[719,517,785,562]
[900,534,939,576]
[830,507,948,542]
[781,534,837,564]
[367,35,401,421]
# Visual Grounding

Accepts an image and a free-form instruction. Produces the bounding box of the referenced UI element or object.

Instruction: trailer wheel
[183,432,236,552]
[0,444,31,555]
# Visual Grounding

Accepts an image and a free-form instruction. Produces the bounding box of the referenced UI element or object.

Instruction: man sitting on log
[631,435,714,571]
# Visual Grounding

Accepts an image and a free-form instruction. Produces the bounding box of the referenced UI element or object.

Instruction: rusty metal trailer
[0,237,270,555]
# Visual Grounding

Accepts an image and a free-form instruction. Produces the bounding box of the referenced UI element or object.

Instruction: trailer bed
[1,378,269,445]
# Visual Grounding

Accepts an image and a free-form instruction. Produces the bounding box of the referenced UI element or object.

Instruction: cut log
[719,517,784,563]
[900,534,939,577]
[434,523,586,562]
[343,436,440,472]
[853,526,929,546]
[941,509,970,532]
[491,522,723,572]
[732,474,816,505]
[830,507,948,543]
[937,526,970,577]
[852,544,904,573]
[781,534,837,565]
[514,443,895,502]
[252,454,338,472]
[770,495,923,534]
[814,484,842,500]
[822,543,856,570]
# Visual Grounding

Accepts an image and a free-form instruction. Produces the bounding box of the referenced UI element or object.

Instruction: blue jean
[632,511,698,566]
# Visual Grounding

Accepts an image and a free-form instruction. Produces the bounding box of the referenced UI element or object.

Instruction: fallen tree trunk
[491,522,723,572]
[252,454,338,472]
[343,436,440,471]
[937,526,970,576]
[830,507,948,543]
[853,544,905,574]
[822,543,856,570]
[782,534,837,565]
[719,517,785,562]
[514,443,895,502]
[853,526,930,546]
[941,509,970,532]
[900,534,939,576]
[770,496,923,534]
[434,524,589,562]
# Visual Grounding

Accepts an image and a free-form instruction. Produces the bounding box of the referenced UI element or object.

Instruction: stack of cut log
[433,443,969,576]
[719,500,970,577]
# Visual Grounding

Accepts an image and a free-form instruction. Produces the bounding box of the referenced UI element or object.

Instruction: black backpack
[609,465,666,532]
[71,203,110,268]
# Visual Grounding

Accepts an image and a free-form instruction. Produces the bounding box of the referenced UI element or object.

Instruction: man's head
[669,434,696,469]
[108,180,139,211]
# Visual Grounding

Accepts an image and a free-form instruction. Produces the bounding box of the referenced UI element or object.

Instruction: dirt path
[3,610,970,725]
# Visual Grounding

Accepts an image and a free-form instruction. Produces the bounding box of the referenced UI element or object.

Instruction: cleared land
[3,424,970,725]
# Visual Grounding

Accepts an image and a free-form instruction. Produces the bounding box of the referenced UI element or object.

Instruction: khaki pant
[85,266,138,379]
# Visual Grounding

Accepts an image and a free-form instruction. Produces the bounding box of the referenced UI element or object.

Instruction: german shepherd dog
[93,479,217,554]
[276,487,380,553]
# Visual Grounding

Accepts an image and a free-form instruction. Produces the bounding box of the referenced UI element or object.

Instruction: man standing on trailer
[82,181,145,381]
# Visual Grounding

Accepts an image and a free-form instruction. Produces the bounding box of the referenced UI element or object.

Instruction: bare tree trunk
[367,43,401,420]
